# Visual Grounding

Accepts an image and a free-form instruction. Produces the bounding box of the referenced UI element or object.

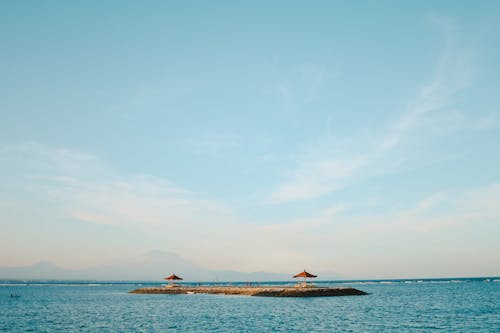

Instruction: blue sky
[1,1,499,278]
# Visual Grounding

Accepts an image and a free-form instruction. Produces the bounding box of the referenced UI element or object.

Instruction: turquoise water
[1,278,499,332]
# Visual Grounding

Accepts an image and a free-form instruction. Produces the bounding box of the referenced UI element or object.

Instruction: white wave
[0,283,28,286]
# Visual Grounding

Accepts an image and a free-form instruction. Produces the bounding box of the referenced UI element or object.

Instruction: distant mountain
[0,251,291,281]
[0,260,74,279]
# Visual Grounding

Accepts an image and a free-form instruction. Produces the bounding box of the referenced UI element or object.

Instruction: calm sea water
[1,278,499,332]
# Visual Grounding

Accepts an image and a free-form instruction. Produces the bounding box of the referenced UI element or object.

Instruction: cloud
[267,18,474,204]
[226,182,500,275]
[67,175,227,229]
[287,182,500,277]
[379,18,472,152]
[328,183,500,260]
[267,155,368,204]
[0,142,229,230]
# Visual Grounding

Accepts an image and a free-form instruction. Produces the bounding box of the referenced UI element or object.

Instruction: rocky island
[130,286,367,297]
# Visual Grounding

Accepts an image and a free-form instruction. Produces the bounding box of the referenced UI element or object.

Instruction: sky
[1,0,499,279]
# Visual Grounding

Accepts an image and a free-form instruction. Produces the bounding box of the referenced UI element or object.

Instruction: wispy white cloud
[379,17,472,152]
[273,182,500,277]
[267,155,368,203]
[326,183,500,253]
[0,142,228,230]
[267,18,475,204]
[216,182,500,275]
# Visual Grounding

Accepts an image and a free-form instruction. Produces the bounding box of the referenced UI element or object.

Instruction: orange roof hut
[164,273,183,287]
[293,270,317,287]
[164,274,183,281]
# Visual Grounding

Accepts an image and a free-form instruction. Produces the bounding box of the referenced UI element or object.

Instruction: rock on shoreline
[129,286,367,297]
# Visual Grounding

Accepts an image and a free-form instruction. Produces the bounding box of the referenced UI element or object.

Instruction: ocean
[1,278,499,332]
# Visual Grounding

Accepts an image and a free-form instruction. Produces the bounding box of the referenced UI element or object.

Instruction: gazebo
[164,273,183,288]
[293,270,317,287]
